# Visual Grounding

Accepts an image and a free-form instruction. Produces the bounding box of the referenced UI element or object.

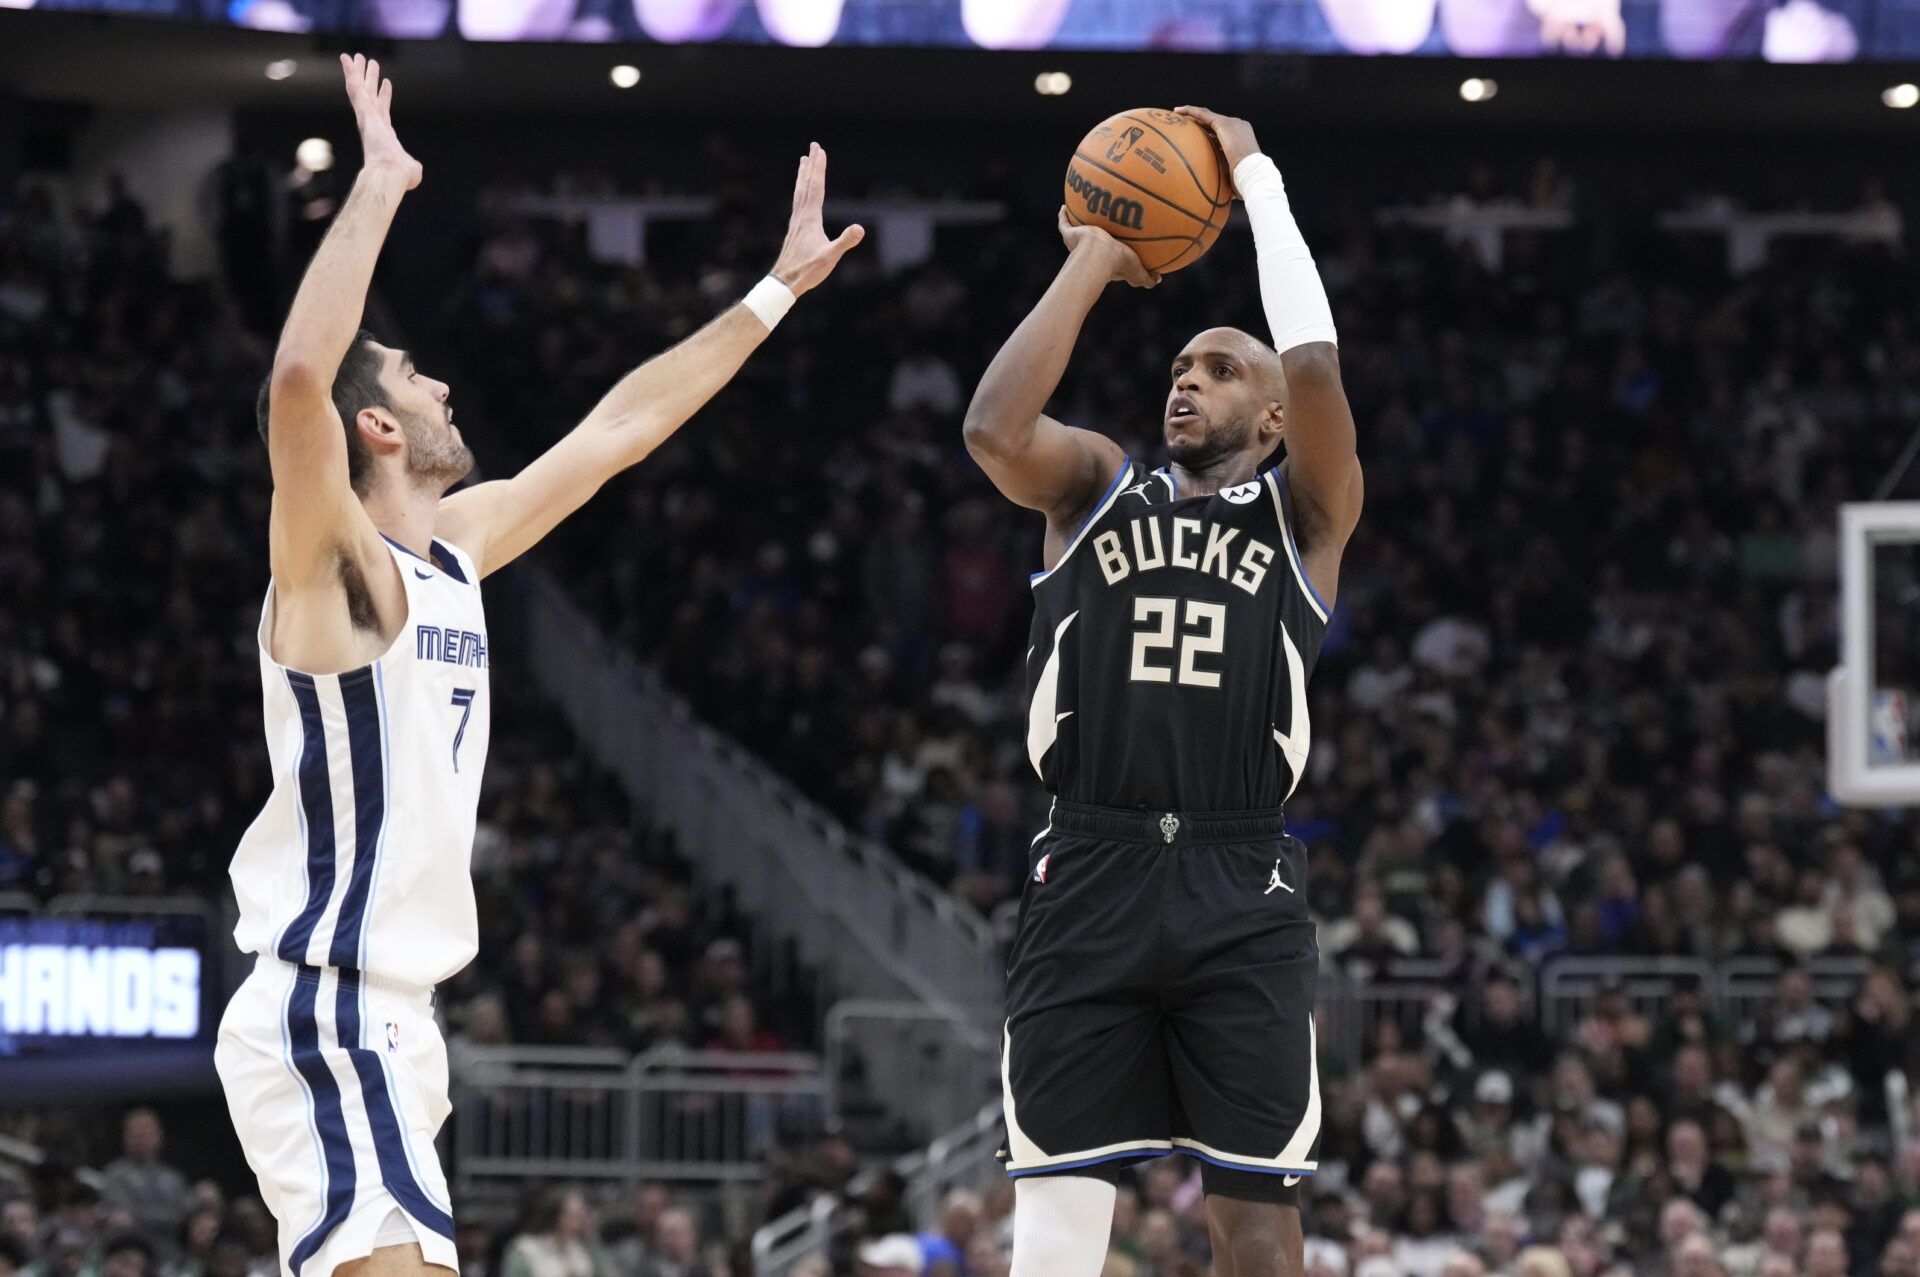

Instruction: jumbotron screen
[11,0,1920,59]
[0,910,218,1100]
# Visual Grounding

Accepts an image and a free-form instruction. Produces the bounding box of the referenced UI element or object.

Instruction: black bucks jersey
[1025,457,1329,813]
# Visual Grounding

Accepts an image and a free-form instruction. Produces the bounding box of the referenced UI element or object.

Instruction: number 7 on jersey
[450,687,477,771]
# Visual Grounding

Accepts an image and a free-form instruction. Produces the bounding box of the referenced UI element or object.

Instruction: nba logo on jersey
[386,1020,401,1053]
[1033,853,1051,883]
[1221,480,1261,505]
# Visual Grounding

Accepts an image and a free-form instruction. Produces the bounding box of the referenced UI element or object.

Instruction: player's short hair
[254,329,390,497]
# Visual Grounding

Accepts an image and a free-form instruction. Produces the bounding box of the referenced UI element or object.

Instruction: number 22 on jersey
[1130,597,1227,687]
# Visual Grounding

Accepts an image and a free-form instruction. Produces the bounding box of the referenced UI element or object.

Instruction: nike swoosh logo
[1056,711,1074,723]
[1283,1175,1301,1186]
[415,569,433,580]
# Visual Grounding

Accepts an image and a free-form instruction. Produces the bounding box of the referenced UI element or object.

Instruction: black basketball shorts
[999,801,1320,1189]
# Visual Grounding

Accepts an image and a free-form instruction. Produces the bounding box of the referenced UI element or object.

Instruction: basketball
[1063,108,1231,274]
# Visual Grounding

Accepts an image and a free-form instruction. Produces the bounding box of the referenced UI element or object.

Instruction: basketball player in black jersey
[963,108,1360,1277]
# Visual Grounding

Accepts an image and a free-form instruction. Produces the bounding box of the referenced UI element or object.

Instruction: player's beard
[1166,411,1254,472]
[400,407,475,491]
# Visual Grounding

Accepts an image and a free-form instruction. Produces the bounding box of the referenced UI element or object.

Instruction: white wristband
[742,276,796,330]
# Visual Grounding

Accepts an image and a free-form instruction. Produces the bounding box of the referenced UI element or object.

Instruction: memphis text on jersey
[416,624,489,669]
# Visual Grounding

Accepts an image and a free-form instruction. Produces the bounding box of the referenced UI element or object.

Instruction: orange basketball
[1063,108,1231,274]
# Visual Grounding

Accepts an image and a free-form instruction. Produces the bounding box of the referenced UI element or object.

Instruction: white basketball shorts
[215,957,459,1277]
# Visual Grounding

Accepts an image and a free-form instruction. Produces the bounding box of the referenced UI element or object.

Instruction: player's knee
[1222,1231,1291,1277]
[1203,1191,1304,1277]
[1010,1174,1118,1277]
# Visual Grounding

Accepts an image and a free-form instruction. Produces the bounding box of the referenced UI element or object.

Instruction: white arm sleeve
[1234,152,1339,354]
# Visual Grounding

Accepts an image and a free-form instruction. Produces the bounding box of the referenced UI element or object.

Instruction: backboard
[1829,502,1920,806]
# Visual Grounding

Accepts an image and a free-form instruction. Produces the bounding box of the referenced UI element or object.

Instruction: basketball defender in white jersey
[215,54,863,1277]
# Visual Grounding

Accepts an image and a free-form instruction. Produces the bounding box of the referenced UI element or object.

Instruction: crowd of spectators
[0,1110,768,1277]
[433,154,1920,1274]
[11,131,1920,1277]
[444,159,1920,946]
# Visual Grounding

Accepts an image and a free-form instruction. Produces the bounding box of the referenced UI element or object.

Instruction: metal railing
[1720,955,1877,1026]
[1537,956,1720,1034]
[1316,958,1522,1064]
[750,1099,1003,1277]
[751,1193,840,1277]
[898,1100,1003,1228]
[824,1001,999,1153]
[525,575,1001,1031]
[0,1132,45,1173]
[451,1045,826,1194]
[993,895,1920,1066]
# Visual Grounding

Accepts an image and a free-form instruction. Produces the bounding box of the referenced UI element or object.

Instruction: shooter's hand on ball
[1056,207,1159,289]
[770,143,865,297]
[340,53,421,191]
[1174,106,1259,196]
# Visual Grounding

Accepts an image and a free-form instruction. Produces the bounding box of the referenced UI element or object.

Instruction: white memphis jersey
[229,536,490,989]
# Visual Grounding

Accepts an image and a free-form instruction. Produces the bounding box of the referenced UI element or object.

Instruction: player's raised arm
[266,55,418,588]
[1179,107,1363,567]
[962,211,1154,551]
[436,144,863,579]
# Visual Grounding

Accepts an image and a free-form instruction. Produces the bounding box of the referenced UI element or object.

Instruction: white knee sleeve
[1010,1175,1118,1277]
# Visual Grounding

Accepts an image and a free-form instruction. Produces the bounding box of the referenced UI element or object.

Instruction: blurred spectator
[172,1207,224,1277]
[501,1189,613,1277]
[644,1207,709,1277]
[608,1184,671,1277]
[707,994,786,1054]
[1664,1120,1734,1219]
[98,1235,155,1277]
[1808,1228,1850,1277]
[1458,975,1555,1079]
[1323,881,1420,966]
[915,1191,979,1277]
[1744,964,1835,1054]
[98,1112,191,1262]
[856,1235,922,1277]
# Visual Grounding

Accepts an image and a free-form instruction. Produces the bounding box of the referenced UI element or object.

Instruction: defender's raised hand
[770,143,864,296]
[1175,106,1260,196]
[340,53,422,190]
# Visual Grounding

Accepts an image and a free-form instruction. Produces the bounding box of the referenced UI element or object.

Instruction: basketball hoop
[1828,501,1920,806]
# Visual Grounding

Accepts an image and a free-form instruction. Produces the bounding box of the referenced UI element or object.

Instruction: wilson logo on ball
[1066,169,1145,231]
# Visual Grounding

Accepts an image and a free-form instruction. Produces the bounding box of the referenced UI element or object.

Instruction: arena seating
[6,147,1920,1277]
